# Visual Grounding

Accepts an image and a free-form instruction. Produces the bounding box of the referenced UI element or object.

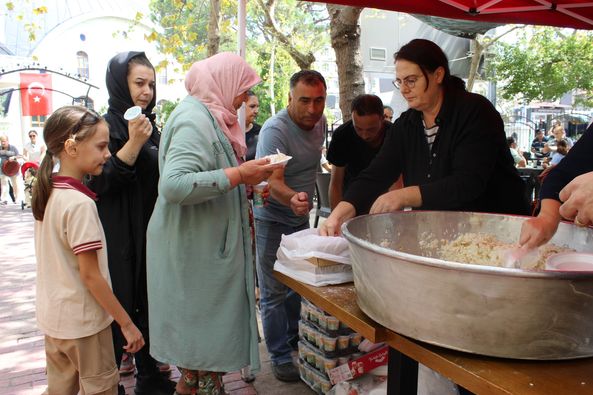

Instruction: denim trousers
[255,218,307,365]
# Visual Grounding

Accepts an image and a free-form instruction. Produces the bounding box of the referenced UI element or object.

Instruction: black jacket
[344,88,529,215]
[87,51,160,322]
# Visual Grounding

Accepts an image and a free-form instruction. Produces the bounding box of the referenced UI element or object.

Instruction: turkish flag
[20,73,53,116]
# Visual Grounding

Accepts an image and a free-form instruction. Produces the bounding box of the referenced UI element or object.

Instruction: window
[77,51,89,79]
[369,47,387,61]
[73,96,94,110]
[158,67,168,85]
[31,115,47,128]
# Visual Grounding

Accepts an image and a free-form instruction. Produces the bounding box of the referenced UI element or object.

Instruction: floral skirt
[178,369,224,395]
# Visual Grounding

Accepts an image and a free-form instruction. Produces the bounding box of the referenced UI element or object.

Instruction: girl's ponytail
[31,152,54,221]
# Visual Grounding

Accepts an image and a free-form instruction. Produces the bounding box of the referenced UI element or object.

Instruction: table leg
[387,346,418,395]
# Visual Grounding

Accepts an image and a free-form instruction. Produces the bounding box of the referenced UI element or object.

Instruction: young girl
[32,106,145,395]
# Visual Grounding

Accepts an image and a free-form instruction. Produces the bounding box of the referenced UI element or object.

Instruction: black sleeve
[343,121,403,214]
[540,124,593,201]
[87,136,136,197]
[326,123,349,167]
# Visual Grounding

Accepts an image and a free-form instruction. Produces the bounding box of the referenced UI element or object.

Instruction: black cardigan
[344,88,529,215]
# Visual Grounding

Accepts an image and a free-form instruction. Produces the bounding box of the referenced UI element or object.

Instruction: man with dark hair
[531,128,548,159]
[327,94,392,210]
[507,136,526,168]
[254,70,326,382]
[383,105,394,122]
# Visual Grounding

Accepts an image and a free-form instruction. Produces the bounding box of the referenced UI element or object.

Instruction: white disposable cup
[124,106,142,121]
[253,181,267,208]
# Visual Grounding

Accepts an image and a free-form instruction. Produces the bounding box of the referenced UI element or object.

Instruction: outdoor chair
[314,172,331,228]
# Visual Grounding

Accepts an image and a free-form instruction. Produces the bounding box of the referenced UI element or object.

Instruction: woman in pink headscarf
[146,53,278,395]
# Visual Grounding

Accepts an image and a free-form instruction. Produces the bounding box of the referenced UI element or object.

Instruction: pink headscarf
[185,52,261,158]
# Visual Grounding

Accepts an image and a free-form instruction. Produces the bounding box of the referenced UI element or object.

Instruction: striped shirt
[423,119,439,153]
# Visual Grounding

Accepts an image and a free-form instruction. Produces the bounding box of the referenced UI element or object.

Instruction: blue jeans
[255,219,307,365]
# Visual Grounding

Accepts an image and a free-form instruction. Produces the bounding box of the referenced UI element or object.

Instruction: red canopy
[315,0,593,30]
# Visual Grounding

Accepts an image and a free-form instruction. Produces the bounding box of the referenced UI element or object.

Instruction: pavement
[0,202,314,395]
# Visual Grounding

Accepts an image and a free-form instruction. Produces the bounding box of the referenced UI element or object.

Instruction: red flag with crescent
[20,73,53,116]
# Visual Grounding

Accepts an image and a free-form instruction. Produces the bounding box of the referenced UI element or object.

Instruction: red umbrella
[313,0,593,30]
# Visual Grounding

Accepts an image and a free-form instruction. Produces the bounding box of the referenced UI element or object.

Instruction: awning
[315,0,593,30]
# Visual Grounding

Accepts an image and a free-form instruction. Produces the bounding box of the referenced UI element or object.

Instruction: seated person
[543,125,574,155]
[531,128,549,159]
[507,136,526,168]
[545,138,569,168]
[327,94,395,211]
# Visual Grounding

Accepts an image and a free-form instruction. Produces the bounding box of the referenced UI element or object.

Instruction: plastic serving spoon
[502,246,538,268]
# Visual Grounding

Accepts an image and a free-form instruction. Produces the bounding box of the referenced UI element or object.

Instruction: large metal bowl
[342,211,593,360]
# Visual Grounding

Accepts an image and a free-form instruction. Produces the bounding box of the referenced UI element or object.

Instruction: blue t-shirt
[549,152,565,166]
[254,109,325,226]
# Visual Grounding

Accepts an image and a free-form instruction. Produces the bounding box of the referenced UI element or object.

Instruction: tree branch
[256,0,315,69]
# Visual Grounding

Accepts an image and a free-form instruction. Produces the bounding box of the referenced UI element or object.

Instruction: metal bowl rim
[342,211,593,280]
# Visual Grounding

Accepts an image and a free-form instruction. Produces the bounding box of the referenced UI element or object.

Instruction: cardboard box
[306,257,342,267]
[328,345,389,384]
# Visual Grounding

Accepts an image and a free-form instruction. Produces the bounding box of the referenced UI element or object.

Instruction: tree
[207,0,222,57]
[4,2,48,41]
[248,0,329,117]
[326,5,364,122]
[146,0,329,118]
[489,27,593,105]
[246,40,294,122]
[465,26,521,92]
[254,0,321,70]
[147,0,236,69]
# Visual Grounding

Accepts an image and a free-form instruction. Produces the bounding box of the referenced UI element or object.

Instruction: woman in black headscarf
[88,51,175,395]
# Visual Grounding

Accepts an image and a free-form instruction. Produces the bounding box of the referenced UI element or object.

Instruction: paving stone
[1,204,315,395]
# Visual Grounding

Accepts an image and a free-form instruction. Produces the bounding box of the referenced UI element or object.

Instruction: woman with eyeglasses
[87,52,175,395]
[321,39,528,237]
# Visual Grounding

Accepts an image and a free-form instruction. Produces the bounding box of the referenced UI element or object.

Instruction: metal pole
[238,0,247,134]
[238,0,246,59]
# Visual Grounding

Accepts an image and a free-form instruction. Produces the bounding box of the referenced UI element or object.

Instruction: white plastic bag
[278,228,350,264]
[274,228,353,286]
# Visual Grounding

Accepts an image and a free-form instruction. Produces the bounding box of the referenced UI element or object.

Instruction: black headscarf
[105,51,158,142]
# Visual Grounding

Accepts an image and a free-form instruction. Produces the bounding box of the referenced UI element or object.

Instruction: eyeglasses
[29,134,36,138]
[392,75,423,90]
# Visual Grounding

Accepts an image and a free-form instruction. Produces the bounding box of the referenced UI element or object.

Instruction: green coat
[146,96,259,372]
